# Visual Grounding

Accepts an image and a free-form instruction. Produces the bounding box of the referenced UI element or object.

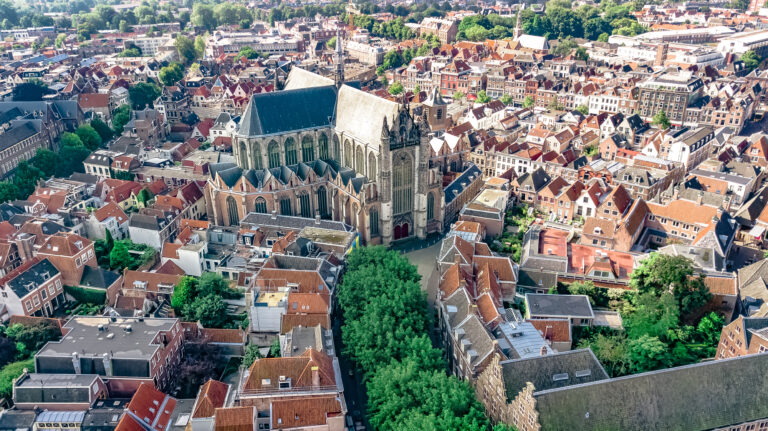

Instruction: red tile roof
[270,396,342,429]
[125,383,176,431]
[93,202,128,224]
[192,379,229,418]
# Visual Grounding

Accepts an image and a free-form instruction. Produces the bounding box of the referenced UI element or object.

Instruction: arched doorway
[394,222,409,240]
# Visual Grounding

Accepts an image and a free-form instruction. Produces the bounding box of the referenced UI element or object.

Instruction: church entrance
[394,222,409,240]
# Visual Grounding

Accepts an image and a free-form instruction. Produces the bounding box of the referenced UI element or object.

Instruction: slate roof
[79,266,120,289]
[0,121,39,152]
[525,293,594,319]
[4,258,59,299]
[501,349,609,400]
[534,352,768,431]
[445,164,482,205]
[0,410,37,431]
[238,86,336,136]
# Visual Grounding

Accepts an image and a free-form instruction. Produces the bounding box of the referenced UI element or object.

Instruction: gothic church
[204,64,444,245]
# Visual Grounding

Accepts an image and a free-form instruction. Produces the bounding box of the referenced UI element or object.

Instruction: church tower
[514,3,524,40]
[334,30,345,88]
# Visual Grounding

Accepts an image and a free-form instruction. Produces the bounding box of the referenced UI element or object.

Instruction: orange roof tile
[192,379,229,418]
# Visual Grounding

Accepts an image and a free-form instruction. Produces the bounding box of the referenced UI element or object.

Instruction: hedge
[64,285,107,305]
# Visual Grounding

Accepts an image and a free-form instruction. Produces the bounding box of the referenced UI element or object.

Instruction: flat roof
[525,293,594,319]
[36,316,178,360]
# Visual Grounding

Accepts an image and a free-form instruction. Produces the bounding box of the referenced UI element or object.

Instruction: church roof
[335,84,400,147]
[238,85,337,137]
[284,67,335,90]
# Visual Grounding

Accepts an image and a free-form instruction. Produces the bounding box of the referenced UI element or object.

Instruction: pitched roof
[192,380,229,419]
[533,352,768,431]
[238,85,337,136]
[270,396,342,429]
[124,383,176,431]
[213,406,253,431]
[93,202,128,224]
[243,349,335,391]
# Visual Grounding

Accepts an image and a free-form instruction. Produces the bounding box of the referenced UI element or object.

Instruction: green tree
[31,148,59,178]
[90,118,113,142]
[630,253,711,315]
[652,110,671,129]
[500,94,513,105]
[574,47,589,61]
[367,360,489,431]
[117,47,141,57]
[576,104,589,115]
[118,20,130,33]
[189,294,228,328]
[55,33,67,48]
[13,160,43,198]
[56,133,90,177]
[552,38,578,57]
[194,35,206,59]
[136,188,153,206]
[523,95,535,108]
[109,241,134,271]
[627,334,670,373]
[624,292,679,339]
[453,91,464,101]
[171,276,197,313]
[696,312,725,345]
[5,322,60,357]
[326,35,336,49]
[388,81,404,95]
[159,62,184,86]
[0,359,34,400]
[128,82,161,110]
[742,50,761,73]
[0,182,18,203]
[112,105,131,134]
[235,46,261,60]
[191,3,217,30]
[174,34,196,64]
[242,344,262,367]
[597,32,610,42]
[75,124,102,151]
[12,79,49,101]
[268,338,281,358]
[476,90,490,103]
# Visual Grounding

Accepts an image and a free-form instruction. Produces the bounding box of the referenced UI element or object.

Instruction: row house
[0,258,64,321]
[642,126,714,172]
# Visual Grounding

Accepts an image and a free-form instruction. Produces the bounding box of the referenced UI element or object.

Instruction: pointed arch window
[318,134,329,160]
[254,197,267,213]
[226,196,239,225]
[268,140,280,168]
[302,136,315,162]
[285,138,297,165]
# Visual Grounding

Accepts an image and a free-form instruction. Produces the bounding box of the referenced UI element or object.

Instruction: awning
[749,225,765,237]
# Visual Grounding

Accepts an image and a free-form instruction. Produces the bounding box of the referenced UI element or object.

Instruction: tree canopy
[338,247,491,429]
[128,82,161,110]
[652,110,671,130]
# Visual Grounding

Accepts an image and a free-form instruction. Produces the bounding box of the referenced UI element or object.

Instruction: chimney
[311,365,320,388]
[697,190,704,205]
[540,345,548,356]
[102,352,112,377]
[454,252,462,265]
[672,186,679,200]
[271,210,277,220]
[315,214,321,225]
[72,352,81,374]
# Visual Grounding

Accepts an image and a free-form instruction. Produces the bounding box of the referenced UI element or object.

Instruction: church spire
[334,30,345,88]
[514,3,524,40]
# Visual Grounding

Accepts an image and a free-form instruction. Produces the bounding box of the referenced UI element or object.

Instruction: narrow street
[332,312,369,431]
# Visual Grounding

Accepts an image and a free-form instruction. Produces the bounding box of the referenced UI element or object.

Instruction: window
[254,198,267,214]
[33,296,40,306]
[316,187,328,219]
[393,153,413,216]
[226,196,240,226]
[369,209,379,236]
[298,193,311,218]
[280,197,292,216]
[284,138,297,165]
[301,135,314,162]
[318,133,329,160]
[267,140,280,168]
[427,192,435,221]
[25,300,32,311]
